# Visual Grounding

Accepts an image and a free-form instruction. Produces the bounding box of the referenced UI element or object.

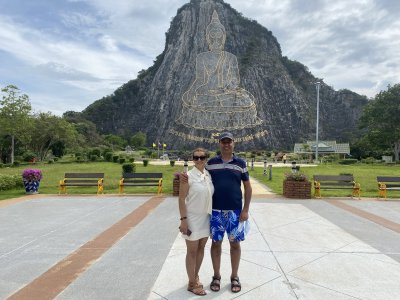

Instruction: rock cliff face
[81,0,367,150]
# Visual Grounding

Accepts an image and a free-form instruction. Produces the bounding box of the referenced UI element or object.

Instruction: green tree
[29,112,79,160]
[359,84,400,161]
[0,85,32,164]
[130,131,146,148]
[103,134,127,151]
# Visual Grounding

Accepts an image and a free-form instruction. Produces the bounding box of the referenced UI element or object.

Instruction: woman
[179,148,214,296]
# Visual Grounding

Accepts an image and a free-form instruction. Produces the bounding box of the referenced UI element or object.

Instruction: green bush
[23,151,36,162]
[143,159,149,167]
[48,159,54,164]
[170,160,175,167]
[0,163,4,168]
[122,163,136,174]
[129,157,135,163]
[339,159,358,165]
[112,155,119,163]
[104,152,113,162]
[89,148,101,157]
[90,155,98,162]
[0,174,23,191]
[119,158,126,164]
[13,161,20,167]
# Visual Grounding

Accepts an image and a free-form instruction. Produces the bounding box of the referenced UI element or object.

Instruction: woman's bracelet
[180,216,187,220]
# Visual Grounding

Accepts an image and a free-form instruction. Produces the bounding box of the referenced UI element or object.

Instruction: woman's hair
[192,147,209,158]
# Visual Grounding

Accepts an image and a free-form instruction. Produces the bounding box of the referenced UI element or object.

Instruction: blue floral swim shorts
[210,209,245,242]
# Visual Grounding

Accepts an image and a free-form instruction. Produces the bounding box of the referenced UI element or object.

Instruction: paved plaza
[0,180,399,299]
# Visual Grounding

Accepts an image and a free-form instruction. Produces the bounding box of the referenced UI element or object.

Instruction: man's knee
[229,241,241,251]
[211,240,222,251]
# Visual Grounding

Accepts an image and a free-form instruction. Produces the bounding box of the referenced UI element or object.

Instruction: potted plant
[22,169,43,194]
[283,172,311,199]
[173,172,180,196]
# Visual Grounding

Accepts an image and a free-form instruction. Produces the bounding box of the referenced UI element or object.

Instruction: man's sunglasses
[193,156,206,161]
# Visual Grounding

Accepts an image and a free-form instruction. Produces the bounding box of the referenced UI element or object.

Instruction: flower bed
[283,172,311,199]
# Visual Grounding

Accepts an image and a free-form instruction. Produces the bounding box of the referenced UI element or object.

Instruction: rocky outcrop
[81,0,368,150]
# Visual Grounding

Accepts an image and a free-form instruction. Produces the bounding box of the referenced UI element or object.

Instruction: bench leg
[157,184,162,194]
[351,183,361,199]
[97,185,104,194]
[314,187,321,198]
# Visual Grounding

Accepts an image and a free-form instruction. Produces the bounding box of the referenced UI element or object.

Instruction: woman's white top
[182,167,214,240]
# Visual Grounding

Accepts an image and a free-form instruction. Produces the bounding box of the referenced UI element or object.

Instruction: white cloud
[1,0,399,114]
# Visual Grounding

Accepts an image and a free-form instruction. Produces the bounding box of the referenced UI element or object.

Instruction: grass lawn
[0,161,182,201]
[250,163,400,199]
[1,161,399,201]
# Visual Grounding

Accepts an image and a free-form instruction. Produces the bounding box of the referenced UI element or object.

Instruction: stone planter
[173,177,180,196]
[283,180,311,199]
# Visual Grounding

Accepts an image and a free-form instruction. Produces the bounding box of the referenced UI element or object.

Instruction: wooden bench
[59,173,104,194]
[377,176,400,199]
[119,173,163,194]
[313,175,361,198]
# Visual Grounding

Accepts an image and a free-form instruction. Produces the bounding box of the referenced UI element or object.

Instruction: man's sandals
[210,276,221,292]
[231,276,241,293]
[188,281,206,296]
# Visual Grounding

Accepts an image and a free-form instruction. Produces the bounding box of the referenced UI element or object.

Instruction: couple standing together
[178,132,252,296]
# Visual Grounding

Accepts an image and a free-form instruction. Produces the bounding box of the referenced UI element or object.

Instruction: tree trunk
[11,135,14,165]
[394,141,400,162]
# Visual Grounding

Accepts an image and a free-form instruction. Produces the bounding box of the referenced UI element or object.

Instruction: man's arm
[240,180,252,222]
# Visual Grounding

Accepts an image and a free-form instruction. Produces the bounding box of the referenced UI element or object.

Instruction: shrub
[112,155,119,163]
[0,174,23,190]
[339,159,358,165]
[170,160,175,167]
[89,148,101,157]
[122,163,136,174]
[13,161,20,167]
[54,157,59,162]
[143,159,149,167]
[104,152,113,162]
[119,158,126,164]
[76,156,83,162]
[48,159,54,164]
[75,152,82,157]
[90,155,98,162]
[23,151,36,162]
[128,157,135,163]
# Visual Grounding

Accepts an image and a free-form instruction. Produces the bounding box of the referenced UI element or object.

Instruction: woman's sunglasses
[193,156,206,161]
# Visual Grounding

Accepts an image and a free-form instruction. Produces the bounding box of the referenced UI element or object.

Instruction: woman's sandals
[188,281,206,296]
[231,276,241,293]
[210,276,221,292]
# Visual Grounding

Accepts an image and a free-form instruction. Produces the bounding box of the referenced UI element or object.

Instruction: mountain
[79,0,368,150]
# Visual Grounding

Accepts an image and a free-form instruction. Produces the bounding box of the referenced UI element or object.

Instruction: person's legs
[210,240,222,291]
[186,239,206,295]
[185,239,199,283]
[194,237,208,283]
[211,240,222,277]
[229,240,241,278]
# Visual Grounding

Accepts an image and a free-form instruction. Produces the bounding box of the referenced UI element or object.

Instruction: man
[207,132,252,293]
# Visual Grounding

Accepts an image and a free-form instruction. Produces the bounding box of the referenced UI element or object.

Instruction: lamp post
[315,81,321,163]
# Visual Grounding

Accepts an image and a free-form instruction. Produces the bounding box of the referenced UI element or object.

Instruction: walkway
[0,190,399,299]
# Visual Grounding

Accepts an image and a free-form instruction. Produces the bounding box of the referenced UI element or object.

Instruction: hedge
[0,174,23,191]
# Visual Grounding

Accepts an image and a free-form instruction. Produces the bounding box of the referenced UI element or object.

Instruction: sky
[1,0,399,116]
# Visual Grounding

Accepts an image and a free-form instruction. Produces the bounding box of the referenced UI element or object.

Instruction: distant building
[294,141,350,158]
